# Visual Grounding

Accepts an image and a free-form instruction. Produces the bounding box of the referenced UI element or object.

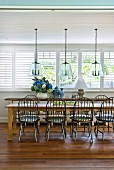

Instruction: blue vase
[60,88,64,98]
[53,86,60,98]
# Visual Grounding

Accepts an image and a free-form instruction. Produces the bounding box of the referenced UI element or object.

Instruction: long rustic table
[5,97,106,102]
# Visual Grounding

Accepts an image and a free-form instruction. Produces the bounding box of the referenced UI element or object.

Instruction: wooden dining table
[5,97,107,103]
[6,98,102,141]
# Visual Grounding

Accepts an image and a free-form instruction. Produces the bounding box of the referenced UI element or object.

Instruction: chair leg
[75,123,78,141]
[34,123,40,142]
[71,122,78,140]
[94,121,97,135]
[70,121,73,137]
[71,122,74,138]
[102,122,105,140]
[34,128,37,142]
[37,123,40,136]
[88,122,93,143]
[61,122,66,140]
[45,123,50,141]
[94,120,99,137]
[108,122,110,132]
[19,123,23,142]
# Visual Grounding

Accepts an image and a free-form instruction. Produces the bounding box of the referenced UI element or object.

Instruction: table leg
[8,108,13,141]
[13,109,17,134]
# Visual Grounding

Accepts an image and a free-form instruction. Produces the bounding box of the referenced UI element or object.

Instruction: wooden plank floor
[1,123,114,169]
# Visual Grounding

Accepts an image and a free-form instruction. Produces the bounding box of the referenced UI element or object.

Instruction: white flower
[42,84,46,89]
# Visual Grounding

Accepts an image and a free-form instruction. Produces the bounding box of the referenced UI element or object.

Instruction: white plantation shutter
[0,52,12,88]
[15,51,56,89]
[15,52,34,88]
[104,52,114,88]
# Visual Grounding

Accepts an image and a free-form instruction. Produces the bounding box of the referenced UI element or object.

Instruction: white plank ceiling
[0,10,114,44]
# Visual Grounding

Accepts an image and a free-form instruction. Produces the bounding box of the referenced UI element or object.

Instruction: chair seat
[45,116,66,123]
[95,114,114,122]
[19,115,40,123]
[70,114,92,122]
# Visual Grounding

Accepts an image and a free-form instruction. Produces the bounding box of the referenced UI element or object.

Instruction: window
[1,48,114,91]
[38,52,56,87]
[0,52,12,88]
[15,51,33,88]
[103,52,114,88]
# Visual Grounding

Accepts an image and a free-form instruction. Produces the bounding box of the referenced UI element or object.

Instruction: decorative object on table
[60,88,64,98]
[78,88,84,98]
[53,86,64,98]
[75,75,87,96]
[91,28,103,76]
[59,29,72,77]
[29,28,42,77]
[36,92,48,98]
[31,77,53,98]
[71,94,79,99]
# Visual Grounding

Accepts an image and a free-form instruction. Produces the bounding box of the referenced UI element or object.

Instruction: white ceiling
[0,10,114,44]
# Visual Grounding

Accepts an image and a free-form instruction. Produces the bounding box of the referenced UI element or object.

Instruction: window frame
[0,48,114,92]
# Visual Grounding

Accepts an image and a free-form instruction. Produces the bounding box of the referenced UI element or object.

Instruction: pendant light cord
[35,28,38,63]
[65,28,67,64]
[95,28,97,63]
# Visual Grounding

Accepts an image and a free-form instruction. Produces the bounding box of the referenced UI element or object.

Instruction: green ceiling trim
[0,0,114,6]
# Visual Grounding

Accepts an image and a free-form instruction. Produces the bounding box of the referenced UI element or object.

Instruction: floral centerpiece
[31,77,53,95]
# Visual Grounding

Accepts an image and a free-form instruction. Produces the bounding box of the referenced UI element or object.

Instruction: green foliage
[104,62,109,75]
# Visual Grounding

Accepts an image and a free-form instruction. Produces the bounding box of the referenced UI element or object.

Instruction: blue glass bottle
[60,88,64,98]
[53,86,60,98]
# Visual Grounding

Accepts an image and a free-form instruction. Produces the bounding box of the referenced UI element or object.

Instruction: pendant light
[92,28,103,76]
[59,29,72,76]
[29,28,42,77]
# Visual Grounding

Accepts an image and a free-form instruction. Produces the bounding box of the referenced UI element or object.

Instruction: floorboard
[0,123,114,169]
